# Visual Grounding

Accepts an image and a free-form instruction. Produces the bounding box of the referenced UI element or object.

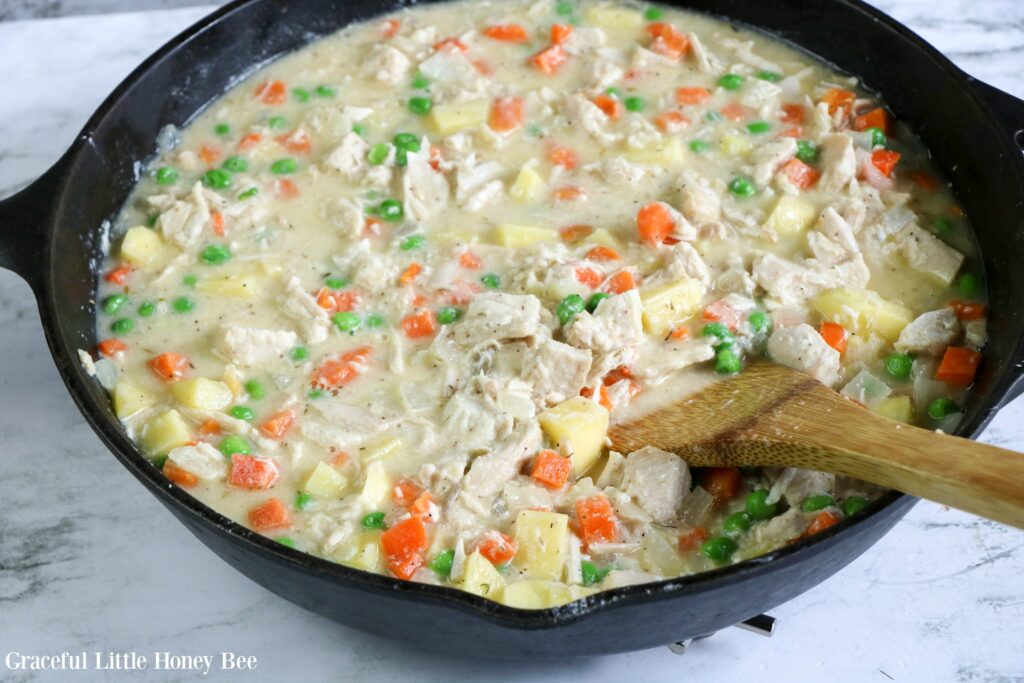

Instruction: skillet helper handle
[970,79,1024,142]
[0,165,60,291]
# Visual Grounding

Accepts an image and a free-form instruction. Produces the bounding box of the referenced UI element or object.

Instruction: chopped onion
[93,358,119,390]
[678,486,715,526]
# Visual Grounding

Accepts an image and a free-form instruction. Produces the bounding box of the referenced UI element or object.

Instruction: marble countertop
[1,2,1023,681]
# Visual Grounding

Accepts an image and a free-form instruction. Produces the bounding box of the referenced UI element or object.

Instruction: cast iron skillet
[2,0,1024,658]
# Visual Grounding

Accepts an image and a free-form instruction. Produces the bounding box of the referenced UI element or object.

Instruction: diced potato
[513,509,569,581]
[538,396,610,476]
[457,551,505,599]
[222,365,244,397]
[583,5,643,29]
[120,226,172,270]
[625,137,684,166]
[812,287,913,341]
[720,132,754,157]
[335,531,383,572]
[501,580,597,609]
[359,433,402,462]
[196,272,261,298]
[432,227,480,245]
[494,223,559,249]
[170,377,233,410]
[640,278,704,338]
[113,381,154,419]
[427,98,490,136]
[303,461,349,499]
[639,528,688,576]
[766,195,817,236]
[582,228,621,250]
[139,409,193,455]
[509,165,546,203]
[872,395,914,423]
[359,461,391,508]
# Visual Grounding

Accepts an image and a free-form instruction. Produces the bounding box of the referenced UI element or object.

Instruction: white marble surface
[1,3,1023,681]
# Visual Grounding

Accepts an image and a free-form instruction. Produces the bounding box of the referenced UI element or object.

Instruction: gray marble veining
[1,3,1023,681]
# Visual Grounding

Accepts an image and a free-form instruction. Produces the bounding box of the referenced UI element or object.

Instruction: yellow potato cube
[494,223,559,249]
[139,409,193,455]
[812,287,913,341]
[582,228,622,250]
[222,365,244,397]
[513,509,569,581]
[872,395,914,424]
[431,227,480,245]
[303,461,349,499]
[113,381,154,420]
[120,226,172,270]
[501,580,596,609]
[336,531,383,572]
[538,396,610,475]
[196,272,261,298]
[457,551,505,599]
[720,132,754,157]
[640,278,704,338]
[170,377,233,410]
[427,99,489,136]
[509,165,546,203]
[359,461,392,508]
[625,137,685,166]
[766,196,817,236]
[583,5,643,29]
[359,433,402,462]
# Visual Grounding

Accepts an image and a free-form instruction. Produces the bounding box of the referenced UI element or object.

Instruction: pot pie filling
[85,0,988,609]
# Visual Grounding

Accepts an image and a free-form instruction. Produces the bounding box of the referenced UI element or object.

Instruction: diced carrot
[871,149,901,177]
[229,455,279,490]
[605,270,636,294]
[669,326,691,341]
[401,310,437,339]
[105,264,132,285]
[444,279,482,305]
[550,23,573,45]
[238,133,263,150]
[592,94,624,120]
[778,126,804,138]
[603,365,633,386]
[199,144,220,165]
[781,158,821,189]
[380,515,429,580]
[597,383,613,411]
[398,262,423,287]
[254,80,287,105]
[248,497,292,532]
[935,346,981,387]
[316,288,359,314]
[489,96,524,133]
[702,299,743,330]
[393,478,424,506]
[806,510,842,536]
[547,143,577,169]
[459,251,483,269]
[477,531,518,565]
[332,450,349,467]
[530,449,572,489]
[575,495,619,545]
[311,346,372,388]
[560,224,593,242]
[721,101,748,122]
[553,186,585,201]
[636,201,676,247]
[654,110,690,133]
[853,107,890,134]
[260,409,295,440]
[645,22,689,60]
[781,103,806,125]
[276,179,300,199]
[472,58,495,76]
[97,339,127,357]
[909,170,940,191]
[585,245,620,262]
[199,419,221,436]
[950,204,965,218]
[821,88,856,116]
[530,44,568,75]
[699,467,741,503]
[433,37,468,52]
[148,352,189,383]
[676,87,710,105]
[363,216,384,237]
[211,210,225,237]
[163,461,199,488]
[678,526,709,552]
[484,24,529,43]
[950,300,986,321]
[380,18,401,39]
[575,266,602,289]
[276,130,312,154]
[409,491,434,517]
[819,321,848,354]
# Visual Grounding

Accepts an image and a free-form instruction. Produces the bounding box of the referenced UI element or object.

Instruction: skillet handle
[0,161,63,292]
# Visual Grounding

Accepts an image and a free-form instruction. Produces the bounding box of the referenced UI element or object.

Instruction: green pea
[182,274,197,287]
[556,1,574,16]
[292,87,310,103]
[172,297,195,313]
[714,347,741,375]
[152,454,169,470]
[394,148,409,167]
[756,70,781,82]
[428,549,455,577]
[746,121,771,135]
[146,213,159,228]
[689,140,710,153]
[155,166,179,185]
[745,489,777,521]
[138,301,156,317]
[701,536,738,564]
[586,292,610,314]
[291,346,308,361]
[842,496,868,517]
[928,397,960,420]
[239,187,259,200]
[643,6,664,20]
[214,123,231,136]
[379,199,404,222]
[868,127,887,148]
[222,156,248,172]
[307,389,325,400]
[367,143,390,165]
[325,276,348,289]
[362,511,387,529]
[624,96,645,112]
[933,217,955,235]
[885,354,914,380]
[723,511,752,535]
[411,72,430,89]
[957,273,981,297]
[581,560,612,586]
[296,491,313,510]
[365,313,386,328]
[605,86,622,98]
[401,234,426,251]
[102,294,129,316]
[393,133,421,152]
[230,405,255,421]
[111,318,134,335]
[408,96,433,115]
[268,115,287,129]
[316,85,336,98]
[352,123,367,137]
[200,244,232,265]
[218,435,251,457]
[556,294,587,325]
[801,494,837,512]
[728,176,756,197]
[480,273,501,289]
[796,140,820,163]
[271,158,297,175]
[718,74,745,90]
[748,310,771,335]
[701,322,734,347]
[436,307,461,325]
[332,311,362,332]
[276,536,296,548]
[244,379,265,400]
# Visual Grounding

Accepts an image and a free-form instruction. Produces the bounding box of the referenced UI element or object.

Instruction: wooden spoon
[608,360,1024,529]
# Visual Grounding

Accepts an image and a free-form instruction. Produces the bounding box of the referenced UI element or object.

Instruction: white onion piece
[93,358,119,390]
